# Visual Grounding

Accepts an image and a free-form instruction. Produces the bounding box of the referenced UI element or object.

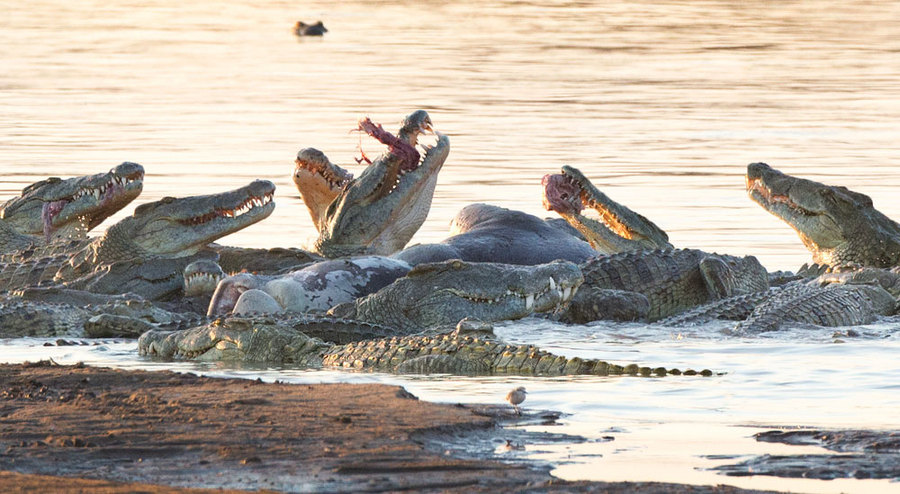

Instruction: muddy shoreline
[0,362,780,493]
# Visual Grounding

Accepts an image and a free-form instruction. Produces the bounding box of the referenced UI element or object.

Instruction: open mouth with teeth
[746,176,817,218]
[449,275,579,314]
[128,180,277,258]
[562,168,636,240]
[35,163,145,241]
[544,168,634,239]
[294,149,354,190]
[355,116,441,201]
[178,191,275,226]
[183,260,225,297]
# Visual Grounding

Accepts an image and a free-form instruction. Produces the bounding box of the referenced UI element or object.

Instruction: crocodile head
[292,148,353,231]
[335,259,584,329]
[315,111,449,257]
[138,317,331,362]
[100,180,275,260]
[183,259,226,297]
[542,165,671,253]
[0,162,144,242]
[746,162,900,268]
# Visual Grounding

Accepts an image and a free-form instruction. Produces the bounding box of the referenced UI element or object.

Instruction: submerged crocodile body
[314,111,449,257]
[140,317,714,376]
[0,289,206,338]
[662,270,898,333]
[747,162,900,268]
[542,165,671,253]
[395,203,598,266]
[559,248,769,323]
[0,162,144,254]
[0,181,275,300]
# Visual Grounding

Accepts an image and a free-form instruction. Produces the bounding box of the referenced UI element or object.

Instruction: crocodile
[314,111,450,257]
[734,281,896,333]
[395,203,598,265]
[0,288,206,338]
[207,256,412,316]
[661,269,900,332]
[14,257,581,338]
[139,316,714,376]
[0,162,144,253]
[557,248,769,323]
[747,162,900,268]
[292,147,353,232]
[326,258,583,333]
[542,165,672,253]
[0,180,275,300]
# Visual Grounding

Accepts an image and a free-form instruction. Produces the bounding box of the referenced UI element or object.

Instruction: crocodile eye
[161,197,176,204]
[560,193,569,200]
[451,260,464,269]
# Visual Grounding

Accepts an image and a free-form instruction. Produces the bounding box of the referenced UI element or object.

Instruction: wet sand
[0,362,781,493]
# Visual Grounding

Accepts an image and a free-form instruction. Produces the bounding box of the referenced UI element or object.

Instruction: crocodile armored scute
[0,290,211,338]
[138,315,715,376]
[735,282,896,334]
[659,290,776,327]
[0,300,89,337]
[660,275,898,332]
[329,259,583,332]
[321,328,711,376]
[562,248,769,323]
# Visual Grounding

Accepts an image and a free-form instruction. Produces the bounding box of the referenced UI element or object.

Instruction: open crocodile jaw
[6,163,145,240]
[562,170,634,240]
[293,153,353,190]
[747,176,796,214]
[54,169,144,232]
[135,181,276,257]
[357,117,421,173]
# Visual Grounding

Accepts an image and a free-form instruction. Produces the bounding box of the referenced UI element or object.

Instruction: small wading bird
[506,386,527,415]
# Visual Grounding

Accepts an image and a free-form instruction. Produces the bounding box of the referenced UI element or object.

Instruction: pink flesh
[541,174,584,215]
[357,117,420,172]
[41,200,67,241]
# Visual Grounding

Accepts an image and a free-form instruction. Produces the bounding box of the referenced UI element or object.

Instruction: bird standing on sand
[506,386,527,415]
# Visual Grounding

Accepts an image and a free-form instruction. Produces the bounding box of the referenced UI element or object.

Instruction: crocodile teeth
[525,294,534,311]
[549,277,556,291]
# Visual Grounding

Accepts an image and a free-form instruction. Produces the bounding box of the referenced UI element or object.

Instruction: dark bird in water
[294,21,327,36]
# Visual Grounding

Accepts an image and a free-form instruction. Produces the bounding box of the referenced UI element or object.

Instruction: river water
[2,1,900,492]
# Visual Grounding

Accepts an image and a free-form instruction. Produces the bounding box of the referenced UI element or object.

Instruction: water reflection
[3,0,899,270]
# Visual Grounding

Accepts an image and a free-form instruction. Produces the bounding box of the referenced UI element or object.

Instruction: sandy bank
[0,362,780,493]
